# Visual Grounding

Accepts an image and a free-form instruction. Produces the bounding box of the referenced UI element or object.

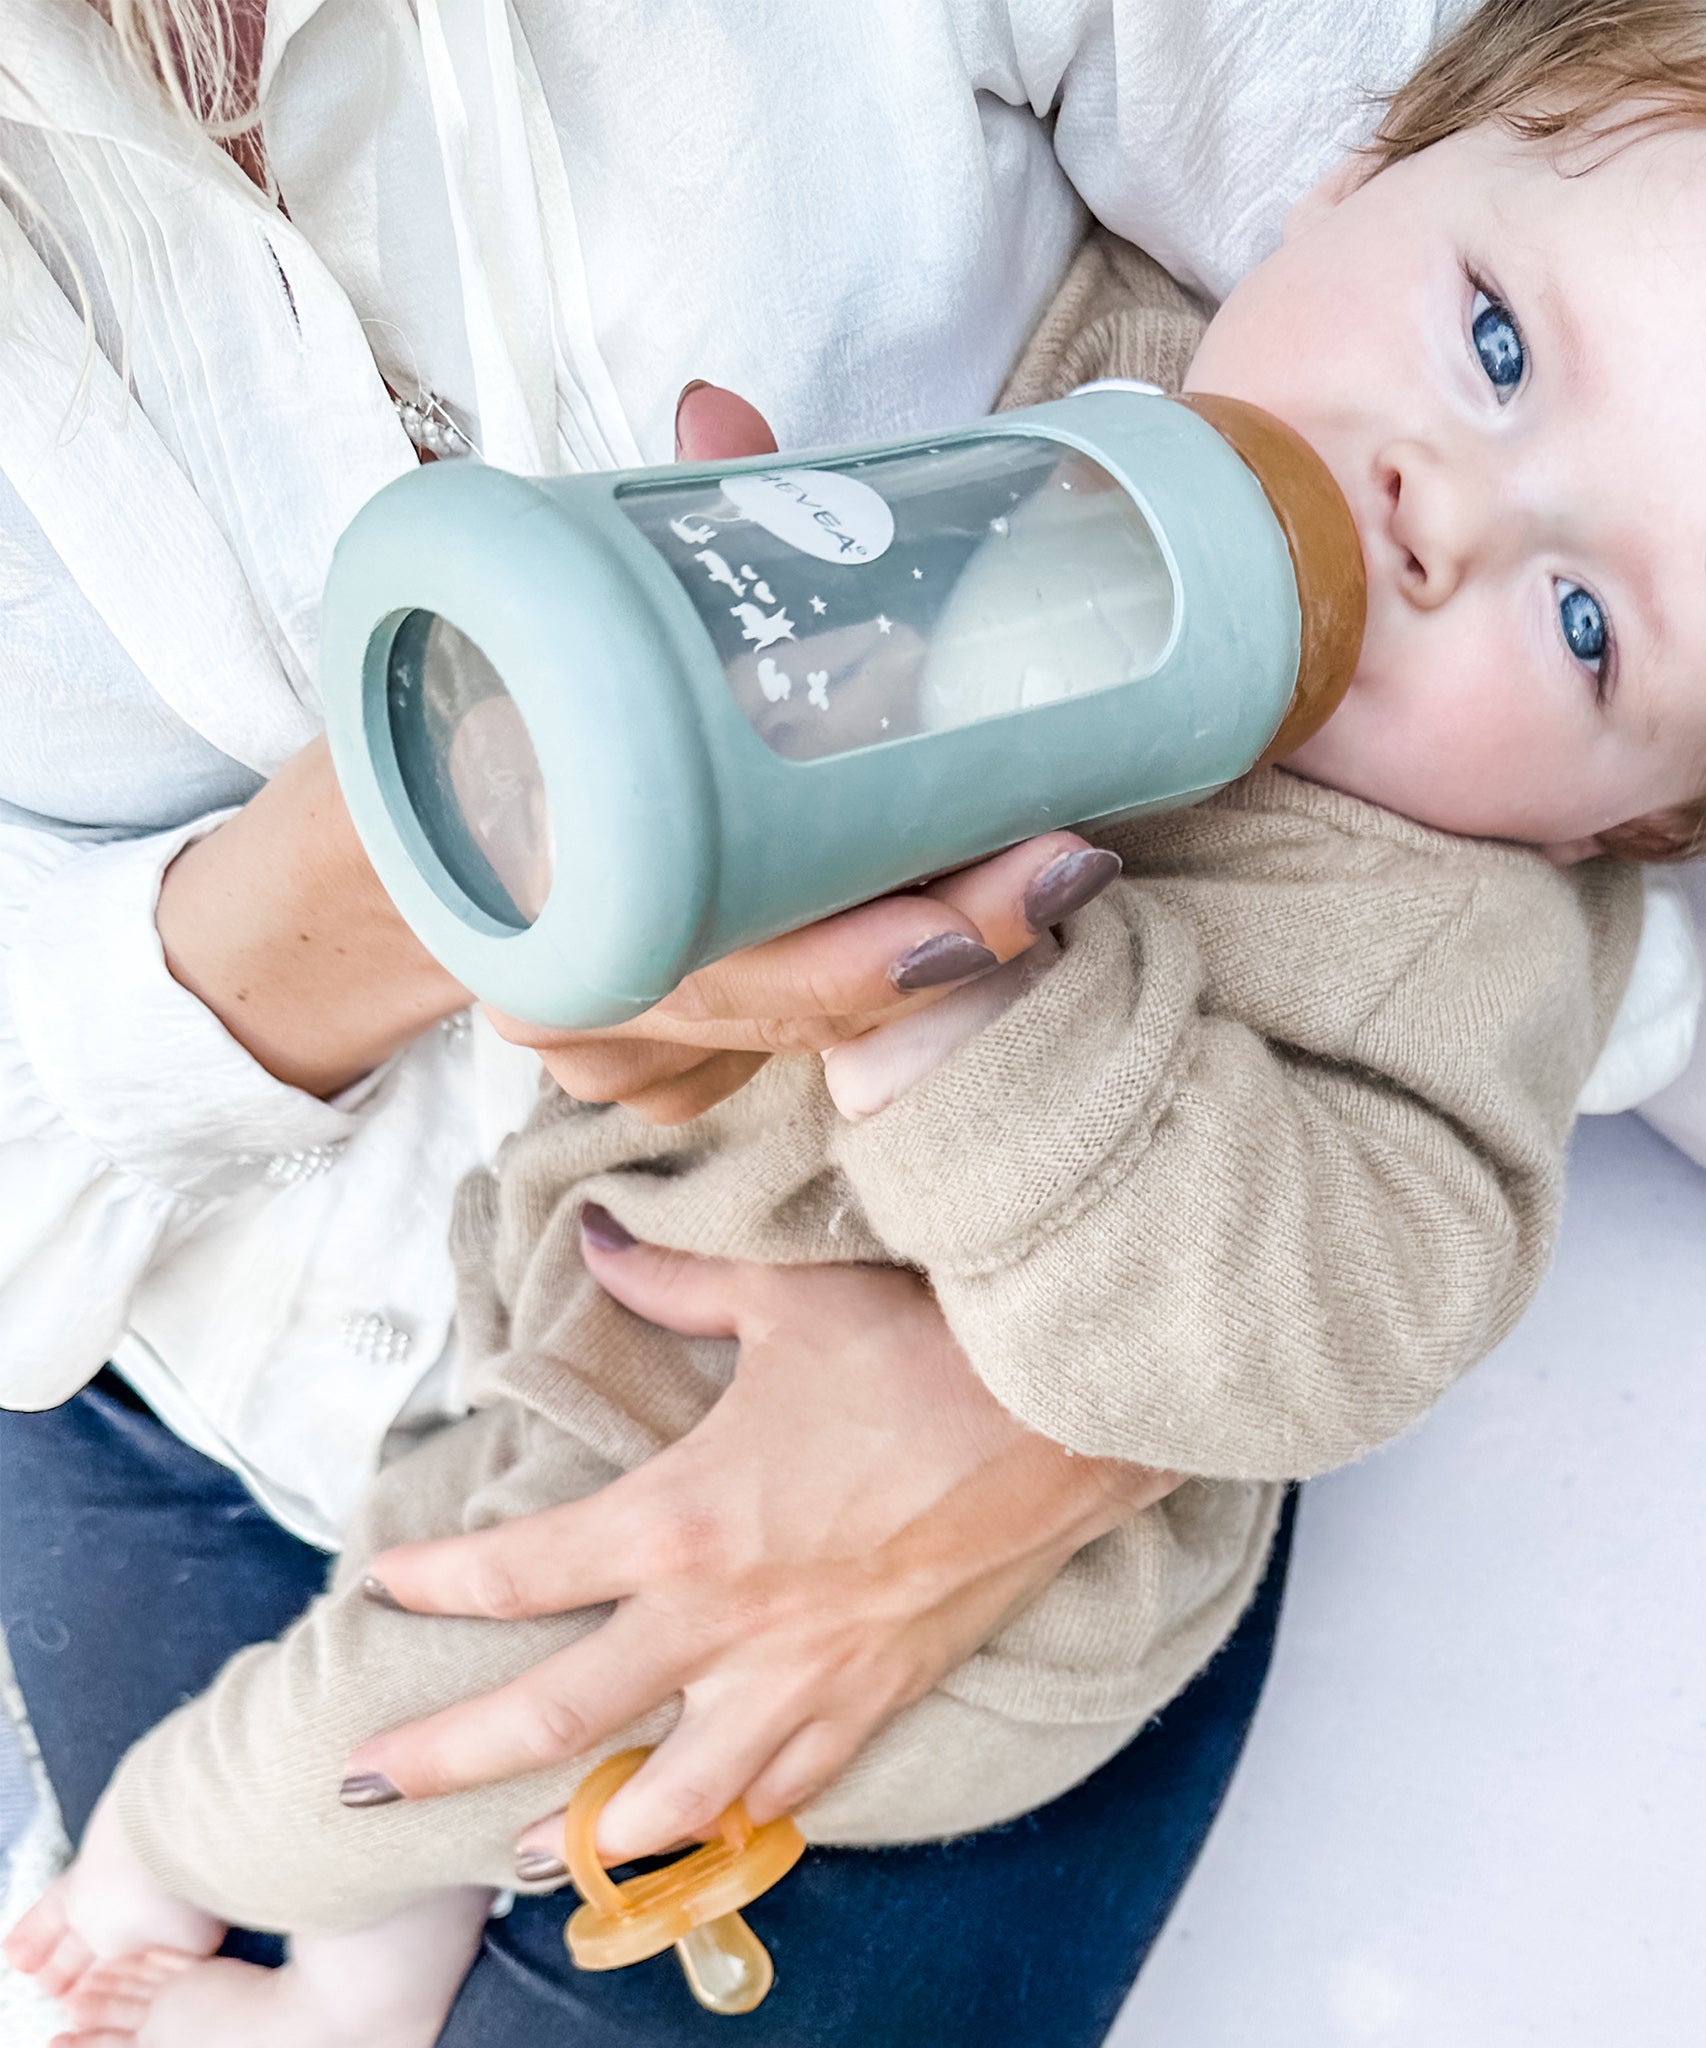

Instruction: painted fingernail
[580,1202,637,1253]
[514,1851,569,1884]
[674,379,711,456]
[339,1773,403,1809]
[889,933,998,993]
[361,1575,405,1611]
[1023,847,1123,933]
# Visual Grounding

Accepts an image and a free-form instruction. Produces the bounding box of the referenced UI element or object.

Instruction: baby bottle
[319,386,1365,1026]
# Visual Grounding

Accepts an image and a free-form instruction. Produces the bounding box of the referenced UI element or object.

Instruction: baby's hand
[821,843,1121,1118]
[821,931,1061,1119]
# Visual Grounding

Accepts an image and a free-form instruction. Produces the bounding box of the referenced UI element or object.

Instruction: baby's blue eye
[1558,582,1607,674]
[1471,289,1524,398]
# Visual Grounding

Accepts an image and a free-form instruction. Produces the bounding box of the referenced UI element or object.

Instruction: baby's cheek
[1291,602,1553,833]
[822,935,1062,1121]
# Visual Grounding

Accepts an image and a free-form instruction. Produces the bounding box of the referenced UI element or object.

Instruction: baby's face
[1185,118,1706,858]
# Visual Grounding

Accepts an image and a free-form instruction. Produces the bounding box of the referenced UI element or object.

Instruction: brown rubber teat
[1174,393,1366,767]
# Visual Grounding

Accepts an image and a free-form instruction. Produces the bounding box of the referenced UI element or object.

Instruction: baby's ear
[1543,808,1706,864]
[1594,803,1706,865]
[1283,154,1369,242]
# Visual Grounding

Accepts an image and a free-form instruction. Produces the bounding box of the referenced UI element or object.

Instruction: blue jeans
[0,1375,1294,2046]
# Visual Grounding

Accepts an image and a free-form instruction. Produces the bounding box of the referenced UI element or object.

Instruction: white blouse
[0,0,1569,1546]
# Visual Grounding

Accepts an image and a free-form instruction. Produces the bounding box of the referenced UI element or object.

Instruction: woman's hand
[345,1223,1181,1864]
[488,832,1116,1122]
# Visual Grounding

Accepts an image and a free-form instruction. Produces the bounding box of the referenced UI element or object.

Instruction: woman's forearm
[156,739,467,1098]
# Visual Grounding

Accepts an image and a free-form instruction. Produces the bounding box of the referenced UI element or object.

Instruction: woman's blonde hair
[1370,0,1706,863]
[101,0,256,137]
[0,0,262,405]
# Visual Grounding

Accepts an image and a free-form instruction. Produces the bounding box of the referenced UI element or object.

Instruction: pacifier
[562,1747,806,2015]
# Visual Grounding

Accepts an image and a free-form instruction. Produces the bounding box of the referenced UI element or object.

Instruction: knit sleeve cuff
[832,892,1190,1269]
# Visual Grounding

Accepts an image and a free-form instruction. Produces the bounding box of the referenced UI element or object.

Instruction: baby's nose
[1379,440,1497,609]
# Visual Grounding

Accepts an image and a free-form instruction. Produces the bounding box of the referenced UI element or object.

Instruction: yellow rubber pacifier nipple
[562,1747,806,2016]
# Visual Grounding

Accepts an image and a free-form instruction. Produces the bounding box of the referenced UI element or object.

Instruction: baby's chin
[1273,715,1376,802]
[1278,712,1473,838]
[1277,733,1564,850]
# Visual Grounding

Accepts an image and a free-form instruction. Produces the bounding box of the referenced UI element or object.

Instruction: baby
[14,1,1706,2042]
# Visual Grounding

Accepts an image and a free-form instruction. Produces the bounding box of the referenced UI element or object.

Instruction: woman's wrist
[156,739,467,1098]
[948,1341,1180,1563]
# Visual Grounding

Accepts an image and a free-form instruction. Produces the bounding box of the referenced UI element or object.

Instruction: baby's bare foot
[119,1953,427,2048]
[37,1946,453,2048]
[10,1792,225,1978]
[6,1874,98,2007]
[6,1791,227,2042]
[49,1945,198,2045]
[42,1886,492,2048]
[12,1797,487,2048]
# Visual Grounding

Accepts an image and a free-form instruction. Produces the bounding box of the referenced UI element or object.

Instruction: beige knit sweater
[451,232,1643,1733]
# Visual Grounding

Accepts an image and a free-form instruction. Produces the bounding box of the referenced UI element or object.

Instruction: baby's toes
[122,1948,198,1990]
[4,1874,72,1973]
[65,1969,155,2033]
[65,1948,197,2032]
[34,1924,98,2002]
[50,2030,144,2048]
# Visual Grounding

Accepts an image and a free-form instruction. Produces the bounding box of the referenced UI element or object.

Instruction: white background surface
[1113,1111,1706,2047]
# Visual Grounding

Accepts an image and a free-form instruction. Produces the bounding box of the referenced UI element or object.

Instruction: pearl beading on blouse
[392,391,474,463]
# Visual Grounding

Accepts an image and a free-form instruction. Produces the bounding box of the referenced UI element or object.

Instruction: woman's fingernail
[514,1851,569,1885]
[339,1773,403,1809]
[580,1202,637,1253]
[361,1575,405,1611]
[1023,847,1123,933]
[889,933,998,993]
[674,379,711,456]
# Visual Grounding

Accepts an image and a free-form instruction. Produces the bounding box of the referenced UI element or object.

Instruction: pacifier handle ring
[562,1750,650,1913]
[715,1801,754,1853]
[563,1748,759,1908]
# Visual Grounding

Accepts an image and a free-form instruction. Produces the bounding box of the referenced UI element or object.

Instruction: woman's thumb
[580,1205,744,1338]
[674,380,779,462]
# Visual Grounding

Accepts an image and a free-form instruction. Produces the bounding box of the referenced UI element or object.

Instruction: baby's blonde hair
[1370,0,1706,862]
